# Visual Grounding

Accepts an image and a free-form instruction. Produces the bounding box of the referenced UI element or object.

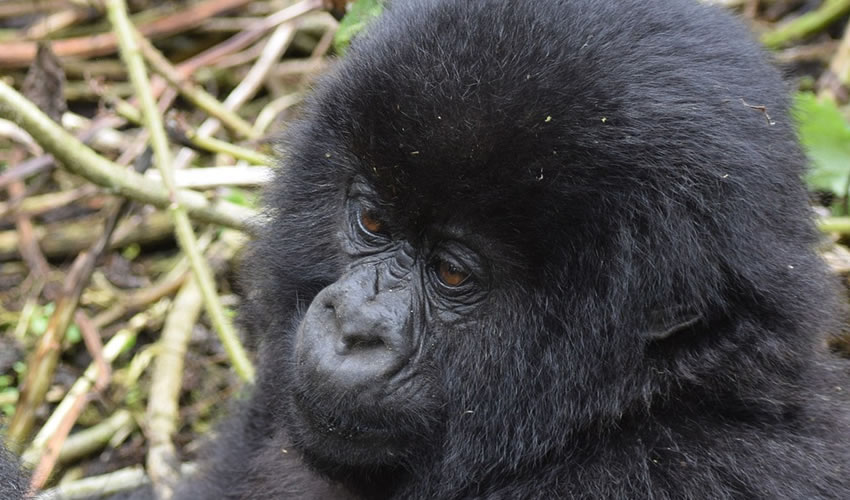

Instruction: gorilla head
[225,0,848,497]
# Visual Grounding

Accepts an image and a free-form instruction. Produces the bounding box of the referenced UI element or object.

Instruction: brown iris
[359,209,385,235]
[437,260,470,287]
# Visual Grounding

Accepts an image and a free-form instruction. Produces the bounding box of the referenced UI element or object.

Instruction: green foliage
[65,323,82,344]
[794,92,850,196]
[29,302,54,336]
[1,398,16,417]
[28,302,81,343]
[223,188,258,208]
[333,0,386,53]
[122,243,142,261]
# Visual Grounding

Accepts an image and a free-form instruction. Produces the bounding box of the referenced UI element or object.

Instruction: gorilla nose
[295,274,412,390]
[333,300,401,354]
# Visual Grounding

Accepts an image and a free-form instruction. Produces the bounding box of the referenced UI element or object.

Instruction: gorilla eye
[437,260,470,287]
[358,207,387,236]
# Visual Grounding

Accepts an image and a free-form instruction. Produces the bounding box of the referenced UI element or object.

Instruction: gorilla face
[240,0,833,491]
[287,181,462,466]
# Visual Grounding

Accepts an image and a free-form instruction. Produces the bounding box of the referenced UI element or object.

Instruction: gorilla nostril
[343,334,387,352]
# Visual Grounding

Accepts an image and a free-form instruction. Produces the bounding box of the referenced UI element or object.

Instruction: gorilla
[0,443,26,499]
[5,0,850,498]
[176,0,850,498]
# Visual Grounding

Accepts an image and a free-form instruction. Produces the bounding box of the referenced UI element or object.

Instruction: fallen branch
[762,0,850,48]
[0,80,257,233]
[0,0,255,68]
[108,0,255,382]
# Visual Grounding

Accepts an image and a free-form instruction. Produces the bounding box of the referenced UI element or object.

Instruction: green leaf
[223,188,257,208]
[66,323,82,344]
[333,0,386,53]
[122,243,141,261]
[794,92,850,196]
[29,302,55,336]
[30,313,48,336]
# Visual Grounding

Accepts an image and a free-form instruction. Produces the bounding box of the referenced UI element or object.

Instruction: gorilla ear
[646,309,703,341]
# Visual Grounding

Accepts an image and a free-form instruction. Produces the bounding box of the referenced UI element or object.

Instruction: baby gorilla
[3,0,849,498]
[179,0,850,498]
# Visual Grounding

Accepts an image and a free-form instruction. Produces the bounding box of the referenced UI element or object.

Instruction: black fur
[1,443,26,500]
[56,0,850,498]
[174,0,850,498]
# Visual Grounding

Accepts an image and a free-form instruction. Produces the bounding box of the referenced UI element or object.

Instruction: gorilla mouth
[289,389,419,468]
[291,389,399,444]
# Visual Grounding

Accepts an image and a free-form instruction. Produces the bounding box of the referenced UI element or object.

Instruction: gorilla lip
[292,387,397,442]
